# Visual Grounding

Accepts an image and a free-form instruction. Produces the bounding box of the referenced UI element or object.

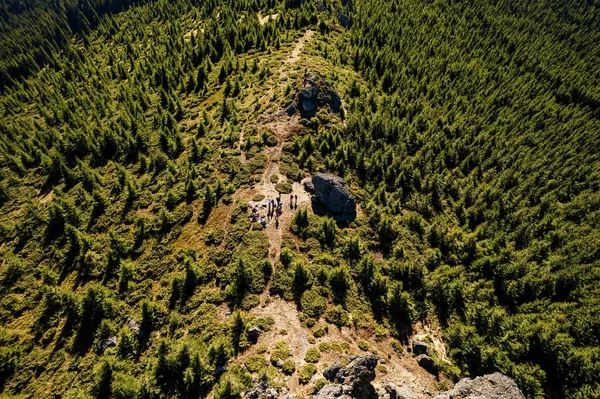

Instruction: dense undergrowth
[0,0,599,398]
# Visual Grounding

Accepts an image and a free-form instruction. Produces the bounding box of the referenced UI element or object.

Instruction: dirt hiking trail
[225,30,447,399]
[242,30,315,264]
[251,115,311,262]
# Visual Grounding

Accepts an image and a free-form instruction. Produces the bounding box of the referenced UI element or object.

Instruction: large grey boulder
[304,179,315,193]
[324,362,343,382]
[375,383,413,399]
[416,354,435,370]
[433,373,526,399]
[411,340,429,355]
[342,0,355,11]
[312,173,356,221]
[317,370,524,399]
[97,335,117,354]
[344,355,378,387]
[128,319,140,335]
[289,72,342,118]
[315,384,354,399]
[323,355,378,385]
[319,355,378,399]
[247,326,262,343]
[316,384,344,399]
[246,381,278,399]
[340,14,351,28]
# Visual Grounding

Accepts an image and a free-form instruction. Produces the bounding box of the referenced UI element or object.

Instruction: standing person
[290,194,294,210]
[295,194,298,209]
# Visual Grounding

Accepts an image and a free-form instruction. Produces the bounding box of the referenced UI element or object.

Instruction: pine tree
[94,361,112,399]
[196,64,207,92]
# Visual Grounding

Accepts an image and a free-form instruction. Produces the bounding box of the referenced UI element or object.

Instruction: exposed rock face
[433,373,526,399]
[341,0,355,11]
[303,179,315,193]
[323,362,343,382]
[312,173,356,221]
[316,356,525,399]
[411,340,429,355]
[316,383,345,399]
[344,355,378,387]
[339,14,351,28]
[289,72,342,118]
[214,365,228,376]
[128,319,140,335]
[247,326,262,343]
[416,354,435,370]
[320,355,378,399]
[97,335,117,354]
[375,383,413,399]
[246,381,279,399]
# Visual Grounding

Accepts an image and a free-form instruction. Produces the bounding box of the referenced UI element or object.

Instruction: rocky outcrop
[320,355,378,399]
[339,14,351,28]
[343,355,378,387]
[97,335,117,354]
[316,383,347,399]
[341,0,355,11]
[416,354,435,370]
[411,340,428,355]
[247,326,262,343]
[316,356,524,399]
[375,383,413,399]
[288,72,342,118]
[128,319,140,335]
[433,373,526,399]
[312,173,356,221]
[246,381,279,399]
[323,362,343,381]
[303,179,315,193]
[214,365,228,376]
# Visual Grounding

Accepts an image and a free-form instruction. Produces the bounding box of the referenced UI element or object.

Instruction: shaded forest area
[0,0,154,91]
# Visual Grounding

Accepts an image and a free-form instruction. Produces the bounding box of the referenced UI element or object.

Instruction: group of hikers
[248,193,300,229]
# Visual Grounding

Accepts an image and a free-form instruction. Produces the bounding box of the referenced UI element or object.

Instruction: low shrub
[245,355,267,373]
[319,342,331,353]
[275,182,292,194]
[314,378,328,392]
[305,347,321,363]
[282,359,296,375]
[298,364,317,384]
[270,341,291,365]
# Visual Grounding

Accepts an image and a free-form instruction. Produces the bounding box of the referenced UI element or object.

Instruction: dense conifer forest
[0,0,599,398]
